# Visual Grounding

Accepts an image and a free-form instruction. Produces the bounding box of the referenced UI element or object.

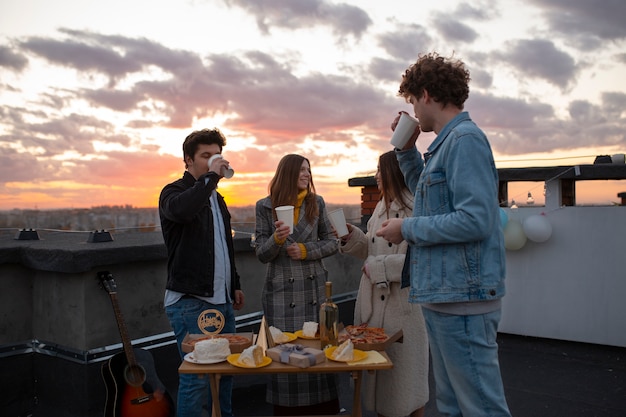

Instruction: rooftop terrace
[1,163,625,416]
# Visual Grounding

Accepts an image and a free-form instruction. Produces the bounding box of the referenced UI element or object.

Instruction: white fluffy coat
[340,191,429,416]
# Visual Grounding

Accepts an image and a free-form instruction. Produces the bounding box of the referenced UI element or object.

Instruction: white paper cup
[222,166,234,178]
[207,154,235,178]
[328,208,349,237]
[275,205,294,234]
[390,112,420,149]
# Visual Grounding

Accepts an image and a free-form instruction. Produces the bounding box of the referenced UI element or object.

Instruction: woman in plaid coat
[255,154,340,415]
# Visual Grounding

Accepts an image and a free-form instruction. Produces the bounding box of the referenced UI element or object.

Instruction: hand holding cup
[390,111,420,150]
[208,154,235,178]
[333,223,354,243]
[275,205,294,234]
[274,220,291,240]
[328,208,349,238]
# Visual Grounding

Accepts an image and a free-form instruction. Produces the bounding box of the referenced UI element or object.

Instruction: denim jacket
[397,112,506,304]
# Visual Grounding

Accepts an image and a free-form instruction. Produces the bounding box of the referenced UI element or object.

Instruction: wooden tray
[182,332,253,354]
[338,328,403,351]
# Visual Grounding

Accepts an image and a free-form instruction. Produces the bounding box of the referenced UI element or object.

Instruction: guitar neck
[108,292,138,367]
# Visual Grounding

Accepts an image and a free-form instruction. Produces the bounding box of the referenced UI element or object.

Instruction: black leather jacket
[159,170,241,298]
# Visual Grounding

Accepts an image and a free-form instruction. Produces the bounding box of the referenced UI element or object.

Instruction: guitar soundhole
[124,364,146,387]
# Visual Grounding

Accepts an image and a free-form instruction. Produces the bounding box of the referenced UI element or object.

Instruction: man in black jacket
[159,128,245,417]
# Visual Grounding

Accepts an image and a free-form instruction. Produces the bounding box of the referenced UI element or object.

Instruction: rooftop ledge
[349,163,626,186]
[0,230,255,274]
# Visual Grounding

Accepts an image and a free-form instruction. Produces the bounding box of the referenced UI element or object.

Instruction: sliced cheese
[239,345,263,366]
[269,326,290,344]
[332,339,354,361]
[302,322,319,338]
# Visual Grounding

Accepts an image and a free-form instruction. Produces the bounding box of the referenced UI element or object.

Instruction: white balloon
[523,214,553,243]
[503,218,527,250]
[499,208,509,229]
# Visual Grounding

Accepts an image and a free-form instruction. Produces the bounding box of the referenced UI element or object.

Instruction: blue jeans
[166,297,236,417]
[422,308,512,417]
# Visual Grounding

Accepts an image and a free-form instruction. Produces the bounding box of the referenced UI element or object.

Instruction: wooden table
[179,339,393,417]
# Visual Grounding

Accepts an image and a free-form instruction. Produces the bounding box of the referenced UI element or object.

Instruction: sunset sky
[1,0,625,210]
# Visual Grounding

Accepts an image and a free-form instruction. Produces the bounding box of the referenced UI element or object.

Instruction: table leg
[209,374,221,417]
[351,371,362,417]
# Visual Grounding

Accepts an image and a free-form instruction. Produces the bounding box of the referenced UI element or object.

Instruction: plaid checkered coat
[255,194,339,407]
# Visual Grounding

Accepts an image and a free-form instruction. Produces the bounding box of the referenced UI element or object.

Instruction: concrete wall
[0,230,363,351]
[0,229,364,416]
[500,206,626,348]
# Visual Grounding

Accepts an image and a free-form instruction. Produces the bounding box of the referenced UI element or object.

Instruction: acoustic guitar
[98,270,175,417]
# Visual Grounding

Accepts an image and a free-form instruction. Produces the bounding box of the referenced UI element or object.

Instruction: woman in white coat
[339,151,428,417]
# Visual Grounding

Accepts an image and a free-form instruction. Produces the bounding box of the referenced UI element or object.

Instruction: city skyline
[1,0,625,210]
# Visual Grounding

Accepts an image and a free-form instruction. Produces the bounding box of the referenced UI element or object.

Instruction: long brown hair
[379,151,410,214]
[269,154,319,223]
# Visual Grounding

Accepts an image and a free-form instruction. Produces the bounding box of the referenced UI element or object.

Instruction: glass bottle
[319,281,339,350]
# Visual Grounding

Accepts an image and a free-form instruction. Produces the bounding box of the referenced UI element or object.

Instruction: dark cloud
[1,0,625,210]
[569,107,626,148]
[0,27,400,198]
[454,2,499,20]
[19,29,203,88]
[0,104,27,127]
[5,25,621,161]
[433,18,479,43]
[569,100,604,125]
[376,25,433,62]
[469,90,626,155]
[528,0,626,48]
[126,119,157,129]
[368,57,406,83]
[224,67,392,141]
[0,103,132,159]
[83,89,145,112]
[225,0,372,38]
[2,114,273,191]
[432,1,498,43]
[40,91,71,110]
[19,36,141,85]
[14,29,395,138]
[0,45,28,71]
[601,92,626,117]
[569,93,626,147]
[496,39,578,89]
[468,92,554,130]
[58,29,204,75]
[467,92,565,154]
[28,114,122,156]
[468,67,493,89]
[0,147,39,182]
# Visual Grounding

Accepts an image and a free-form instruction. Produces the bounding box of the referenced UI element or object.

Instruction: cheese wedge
[302,322,319,338]
[239,345,264,366]
[332,339,354,361]
[269,326,290,344]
